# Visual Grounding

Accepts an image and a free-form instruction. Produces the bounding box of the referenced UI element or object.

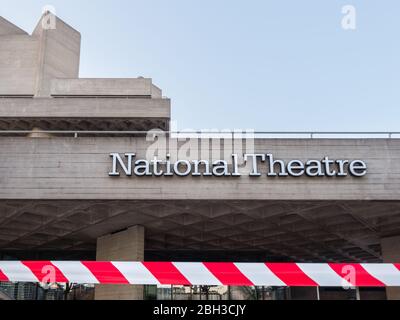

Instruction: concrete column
[95,225,145,300]
[381,235,400,300]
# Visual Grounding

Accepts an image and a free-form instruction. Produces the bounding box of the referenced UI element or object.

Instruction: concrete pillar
[381,235,400,300]
[95,225,145,300]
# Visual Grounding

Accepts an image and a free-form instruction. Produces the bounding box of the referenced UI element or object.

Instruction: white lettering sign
[109,153,367,178]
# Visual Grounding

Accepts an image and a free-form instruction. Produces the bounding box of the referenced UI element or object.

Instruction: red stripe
[203,262,253,286]
[22,261,68,283]
[265,263,318,286]
[142,262,191,285]
[0,269,9,282]
[329,263,384,287]
[394,264,400,272]
[81,262,129,284]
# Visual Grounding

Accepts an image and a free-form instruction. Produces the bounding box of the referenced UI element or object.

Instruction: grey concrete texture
[0,14,80,96]
[0,97,170,119]
[51,78,162,98]
[0,137,399,201]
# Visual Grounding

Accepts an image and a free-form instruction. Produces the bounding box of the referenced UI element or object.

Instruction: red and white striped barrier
[1,261,400,287]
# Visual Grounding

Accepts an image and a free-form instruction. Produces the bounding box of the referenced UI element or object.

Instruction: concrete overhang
[1,199,399,263]
[0,97,170,131]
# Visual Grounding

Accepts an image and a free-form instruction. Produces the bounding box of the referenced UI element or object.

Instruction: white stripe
[51,261,99,284]
[361,264,400,286]
[234,263,286,286]
[172,262,222,285]
[0,261,38,282]
[296,263,352,287]
[111,262,160,285]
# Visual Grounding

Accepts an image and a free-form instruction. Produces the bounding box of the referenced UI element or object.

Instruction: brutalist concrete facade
[1,13,400,300]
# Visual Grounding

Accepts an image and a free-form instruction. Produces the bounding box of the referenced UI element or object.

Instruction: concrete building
[0,13,400,300]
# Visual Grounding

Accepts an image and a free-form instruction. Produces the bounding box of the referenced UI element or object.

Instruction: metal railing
[0,130,399,139]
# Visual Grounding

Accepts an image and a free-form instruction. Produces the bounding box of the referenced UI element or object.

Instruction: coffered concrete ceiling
[1,200,399,262]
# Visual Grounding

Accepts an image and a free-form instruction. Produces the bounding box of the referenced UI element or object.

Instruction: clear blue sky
[1,1,399,131]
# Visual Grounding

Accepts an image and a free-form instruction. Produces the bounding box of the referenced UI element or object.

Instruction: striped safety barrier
[0,262,400,287]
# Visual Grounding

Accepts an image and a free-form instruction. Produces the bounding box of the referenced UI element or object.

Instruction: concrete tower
[0,13,170,132]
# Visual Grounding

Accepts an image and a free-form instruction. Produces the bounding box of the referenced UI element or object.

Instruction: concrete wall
[0,97,170,119]
[0,35,39,95]
[0,137,399,200]
[0,17,35,95]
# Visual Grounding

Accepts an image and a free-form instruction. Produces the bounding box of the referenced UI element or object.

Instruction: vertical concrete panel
[381,235,400,300]
[95,225,145,300]
[0,36,39,95]
[33,14,81,97]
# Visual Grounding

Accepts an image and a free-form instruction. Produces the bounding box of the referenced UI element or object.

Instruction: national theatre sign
[108,153,367,178]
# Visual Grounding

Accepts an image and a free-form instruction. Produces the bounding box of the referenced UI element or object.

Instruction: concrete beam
[51,78,162,98]
[0,97,170,119]
[0,35,39,95]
